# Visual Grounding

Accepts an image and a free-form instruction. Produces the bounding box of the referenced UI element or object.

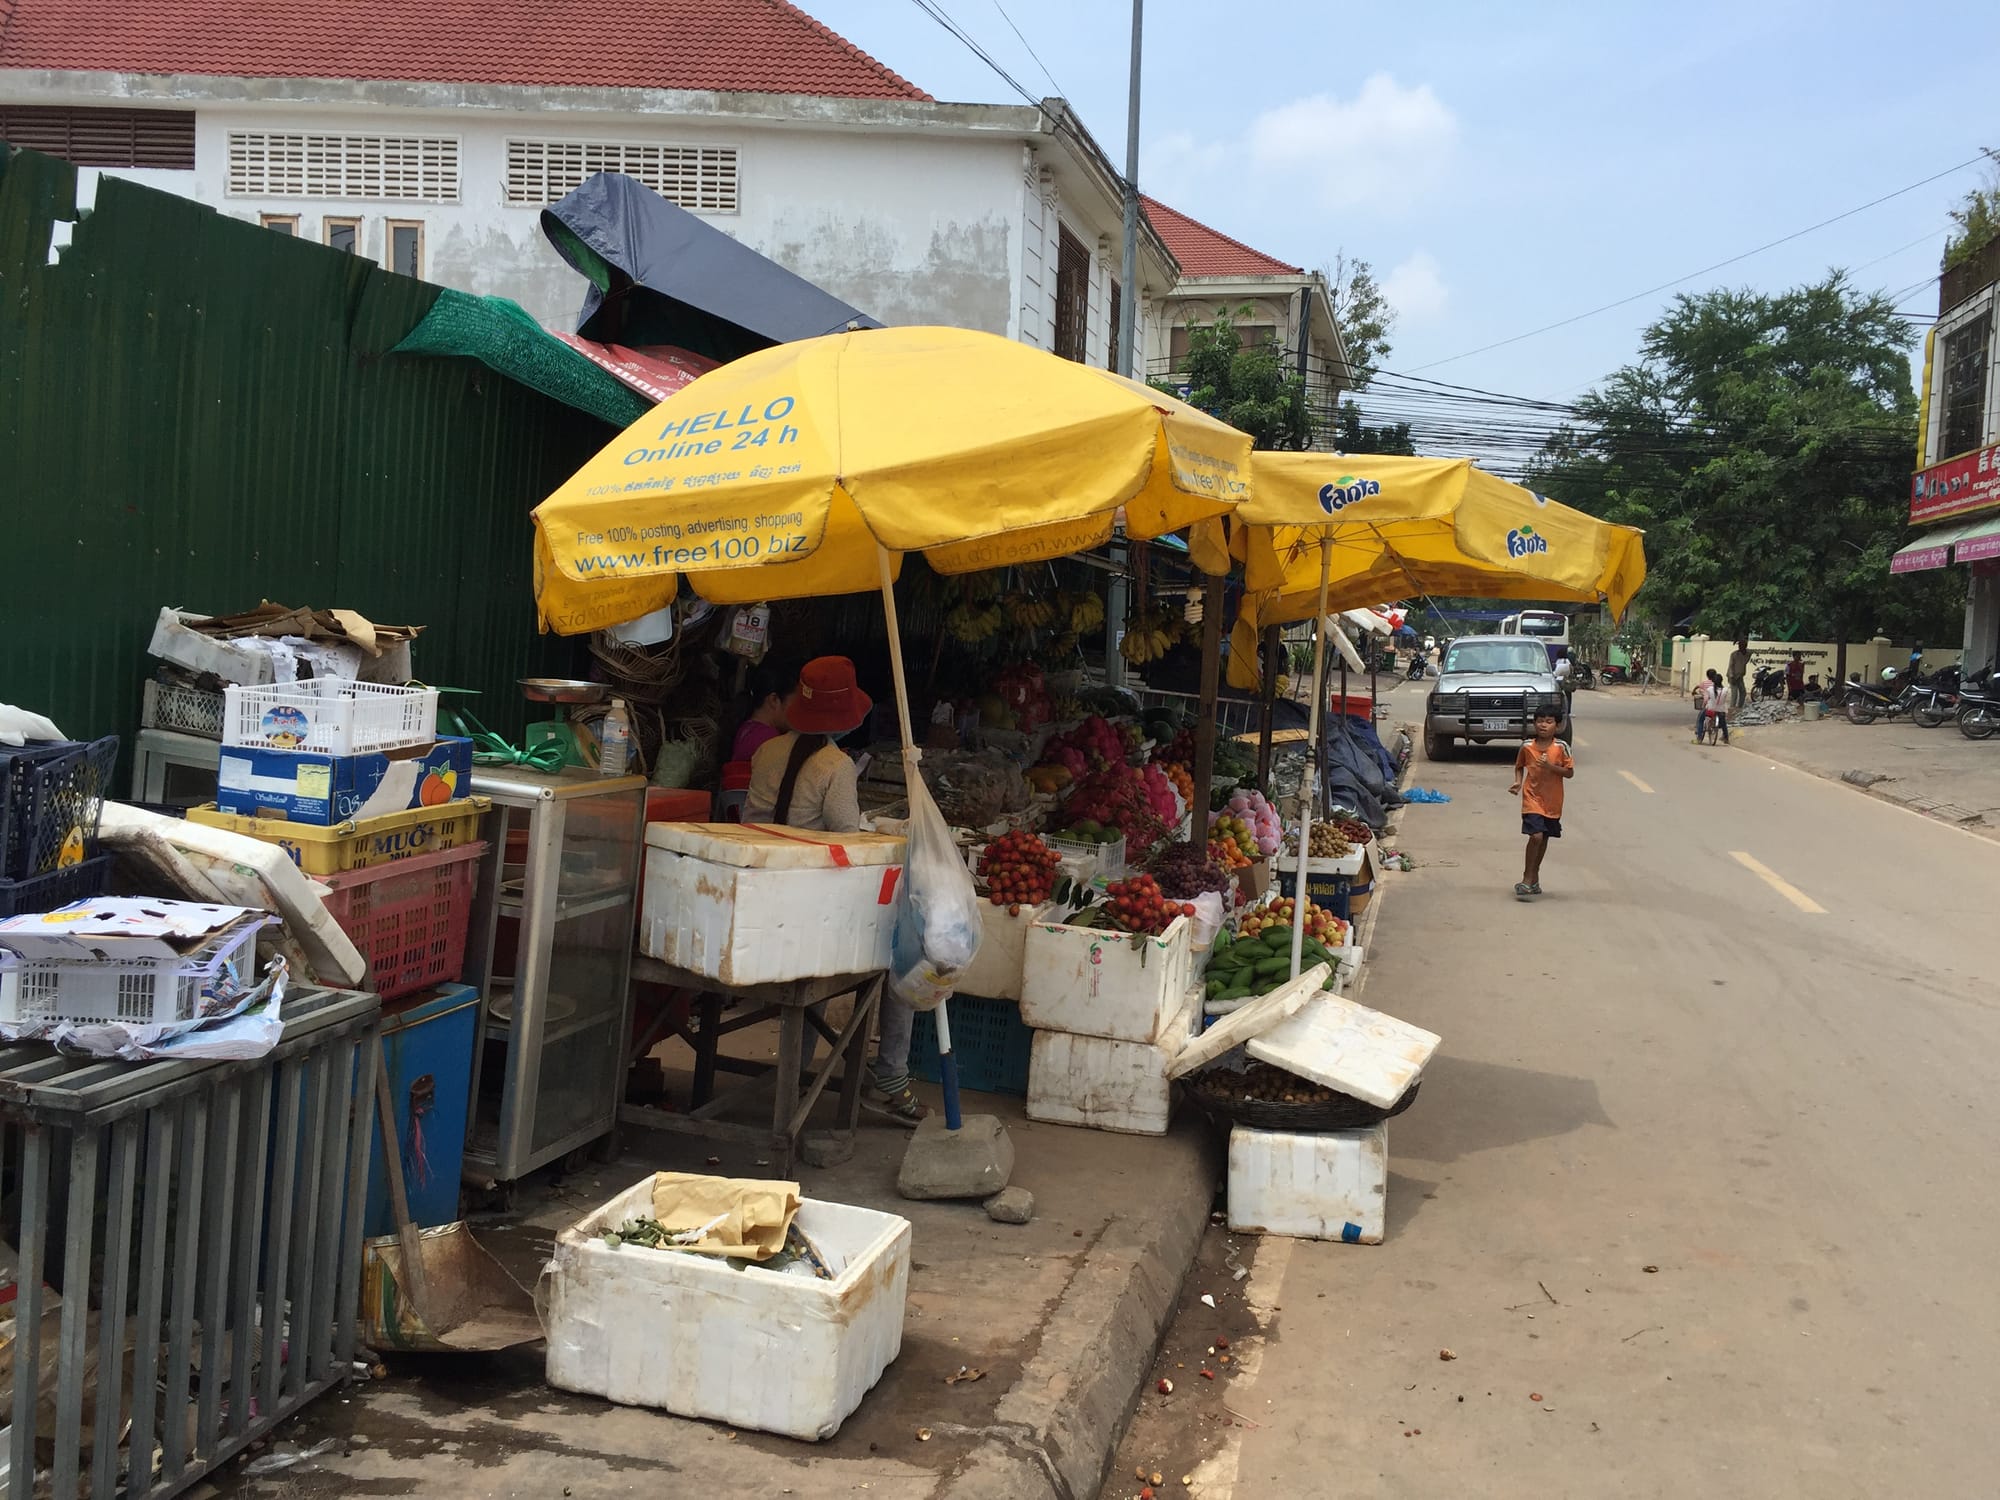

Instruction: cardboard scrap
[648,1173,801,1261]
[183,603,421,658]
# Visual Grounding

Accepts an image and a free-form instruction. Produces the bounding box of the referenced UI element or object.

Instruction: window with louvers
[504,139,739,212]
[226,132,459,201]
[0,107,194,168]
[1054,227,1090,363]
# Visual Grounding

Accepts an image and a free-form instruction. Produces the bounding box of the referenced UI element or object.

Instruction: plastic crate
[223,679,438,756]
[316,841,485,1000]
[187,797,488,875]
[0,856,114,919]
[909,995,1034,1097]
[0,737,119,881]
[141,676,226,740]
[0,916,268,1027]
[1046,830,1125,884]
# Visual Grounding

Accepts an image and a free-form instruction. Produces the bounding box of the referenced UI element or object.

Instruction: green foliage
[1334,399,1417,456]
[1324,254,1395,392]
[1945,147,2000,270]
[1528,274,1963,642]
[1154,306,1312,450]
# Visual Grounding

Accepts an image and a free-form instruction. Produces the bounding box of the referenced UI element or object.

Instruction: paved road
[1110,682,2000,1499]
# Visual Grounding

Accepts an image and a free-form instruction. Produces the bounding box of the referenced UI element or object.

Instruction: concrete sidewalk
[213,1095,1215,1500]
[1731,709,2000,836]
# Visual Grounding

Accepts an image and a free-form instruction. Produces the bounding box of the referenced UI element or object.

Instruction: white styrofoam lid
[1168,963,1327,1079]
[645,821,907,869]
[1246,993,1440,1109]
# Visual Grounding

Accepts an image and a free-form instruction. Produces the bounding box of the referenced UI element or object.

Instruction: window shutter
[504,139,739,211]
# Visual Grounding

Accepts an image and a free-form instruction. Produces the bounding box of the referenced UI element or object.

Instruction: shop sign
[1891,542,1951,574]
[1911,440,2000,524]
[1957,529,2000,564]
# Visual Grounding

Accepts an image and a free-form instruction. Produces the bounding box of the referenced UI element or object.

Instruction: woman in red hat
[743,657,928,1125]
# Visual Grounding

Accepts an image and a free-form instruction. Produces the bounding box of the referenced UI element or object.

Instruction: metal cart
[461,766,646,1185]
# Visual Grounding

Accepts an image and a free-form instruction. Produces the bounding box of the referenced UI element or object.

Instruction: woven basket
[1185,1069,1420,1132]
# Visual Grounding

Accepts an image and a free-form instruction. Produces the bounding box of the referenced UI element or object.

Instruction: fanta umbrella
[1187,453,1645,981]
[532,324,1252,1130]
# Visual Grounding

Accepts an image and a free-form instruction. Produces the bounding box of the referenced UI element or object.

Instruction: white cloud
[1381,251,1450,323]
[1246,75,1458,212]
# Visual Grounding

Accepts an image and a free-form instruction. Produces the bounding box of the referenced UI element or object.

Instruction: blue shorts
[1522,813,1562,838]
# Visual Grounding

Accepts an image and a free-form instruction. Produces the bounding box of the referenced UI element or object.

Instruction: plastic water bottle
[598,698,633,777]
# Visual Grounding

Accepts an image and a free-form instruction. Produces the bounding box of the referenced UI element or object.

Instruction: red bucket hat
[785,656,873,735]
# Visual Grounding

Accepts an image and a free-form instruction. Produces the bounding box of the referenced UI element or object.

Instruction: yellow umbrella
[531,325,1253,1125]
[1189,453,1645,980]
[533,324,1250,635]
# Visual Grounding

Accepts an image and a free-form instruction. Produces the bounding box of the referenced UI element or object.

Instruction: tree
[1528,274,1963,650]
[1324,254,1395,391]
[1155,306,1311,450]
[1945,147,2000,270]
[1334,400,1417,456]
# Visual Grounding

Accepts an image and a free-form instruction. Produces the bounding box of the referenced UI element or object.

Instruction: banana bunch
[1005,593,1060,630]
[1120,610,1176,665]
[1052,694,1086,721]
[946,600,1005,643]
[964,570,1005,600]
[1069,592,1106,634]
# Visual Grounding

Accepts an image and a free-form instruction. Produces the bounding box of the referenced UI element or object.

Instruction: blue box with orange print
[215,736,472,825]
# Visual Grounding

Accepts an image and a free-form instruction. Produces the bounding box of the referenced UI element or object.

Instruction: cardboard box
[215,737,471,825]
[148,607,415,686]
[541,1176,910,1440]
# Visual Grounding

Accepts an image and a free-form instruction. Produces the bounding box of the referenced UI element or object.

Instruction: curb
[1731,735,1998,843]
[939,1124,1217,1500]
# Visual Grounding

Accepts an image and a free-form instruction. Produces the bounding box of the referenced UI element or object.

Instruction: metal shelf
[496,887,631,924]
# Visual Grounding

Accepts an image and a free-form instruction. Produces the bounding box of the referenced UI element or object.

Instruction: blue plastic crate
[0,737,118,880]
[910,995,1034,1097]
[0,855,114,918]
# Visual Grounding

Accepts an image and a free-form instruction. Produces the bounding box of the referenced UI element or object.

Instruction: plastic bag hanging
[887,770,982,1011]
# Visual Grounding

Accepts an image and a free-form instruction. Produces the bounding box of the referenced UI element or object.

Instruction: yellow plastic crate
[188,797,490,875]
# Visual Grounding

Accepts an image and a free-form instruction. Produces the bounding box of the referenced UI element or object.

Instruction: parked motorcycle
[1910,664,1963,729]
[1752,663,1789,699]
[1406,655,1429,681]
[1843,672,1920,725]
[1955,668,1999,740]
[1600,664,1631,686]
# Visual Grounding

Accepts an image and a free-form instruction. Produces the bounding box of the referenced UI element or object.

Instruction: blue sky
[809,0,1997,412]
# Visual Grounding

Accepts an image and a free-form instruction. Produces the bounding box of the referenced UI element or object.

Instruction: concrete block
[800,1131,855,1169]
[897,1114,1015,1200]
[984,1186,1034,1224]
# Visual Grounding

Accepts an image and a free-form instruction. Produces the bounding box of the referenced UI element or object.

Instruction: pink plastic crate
[317,840,485,1000]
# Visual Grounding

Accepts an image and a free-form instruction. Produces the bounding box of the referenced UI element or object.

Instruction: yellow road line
[1618,770,1655,793]
[1730,851,1826,914]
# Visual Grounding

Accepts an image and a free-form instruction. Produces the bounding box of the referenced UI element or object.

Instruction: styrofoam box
[640,823,907,986]
[1025,985,1199,1136]
[1227,1124,1387,1244]
[1020,913,1192,1043]
[954,900,1043,1001]
[541,1176,911,1440]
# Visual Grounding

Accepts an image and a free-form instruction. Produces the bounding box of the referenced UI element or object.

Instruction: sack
[888,763,982,1011]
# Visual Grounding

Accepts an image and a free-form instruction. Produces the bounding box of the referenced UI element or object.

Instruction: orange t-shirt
[1514,739,1573,819]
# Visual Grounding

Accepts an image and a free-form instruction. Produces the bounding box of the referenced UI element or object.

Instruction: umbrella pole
[1291,540,1331,981]
[879,546,962,1131]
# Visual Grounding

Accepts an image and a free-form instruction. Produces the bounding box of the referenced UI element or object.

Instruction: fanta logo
[1317,475,1381,514]
[1507,525,1549,558]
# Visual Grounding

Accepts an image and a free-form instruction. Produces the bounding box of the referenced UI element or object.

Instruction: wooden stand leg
[772,1000,804,1177]
[837,978,881,1131]
[692,993,722,1107]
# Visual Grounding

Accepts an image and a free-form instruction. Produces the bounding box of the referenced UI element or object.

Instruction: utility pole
[1107,0,1144,685]
[1116,0,1143,380]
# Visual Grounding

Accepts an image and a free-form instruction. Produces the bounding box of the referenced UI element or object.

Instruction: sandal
[862,1073,930,1128]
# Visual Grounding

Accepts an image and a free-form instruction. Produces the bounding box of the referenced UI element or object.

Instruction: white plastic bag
[888,766,982,1011]
[1187,890,1227,950]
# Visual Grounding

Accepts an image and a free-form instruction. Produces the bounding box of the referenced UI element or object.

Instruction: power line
[1407,153,1993,373]
[907,0,1043,109]
[988,0,1066,98]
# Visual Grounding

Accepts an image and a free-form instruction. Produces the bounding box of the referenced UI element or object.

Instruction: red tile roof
[1142,195,1300,278]
[0,0,932,99]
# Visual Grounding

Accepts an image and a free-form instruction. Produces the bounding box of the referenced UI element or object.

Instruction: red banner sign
[1911,440,2000,524]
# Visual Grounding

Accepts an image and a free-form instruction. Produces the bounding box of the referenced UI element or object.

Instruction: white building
[0,0,1182,370]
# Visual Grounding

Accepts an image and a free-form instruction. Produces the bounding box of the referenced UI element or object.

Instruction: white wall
[116,101,1029,334]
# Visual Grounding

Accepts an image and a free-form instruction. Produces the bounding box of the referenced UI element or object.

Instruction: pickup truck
[1422,635,1572,759]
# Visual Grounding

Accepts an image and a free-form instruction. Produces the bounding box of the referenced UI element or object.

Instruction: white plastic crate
[0,917,268,1027]
[1046,831,1125,884]
[223,679,438,755]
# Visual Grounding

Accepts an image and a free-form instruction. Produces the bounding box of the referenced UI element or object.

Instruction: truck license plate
[1480,717,1513,731]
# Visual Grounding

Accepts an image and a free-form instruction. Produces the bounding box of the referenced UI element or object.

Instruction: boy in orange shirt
[1508,708,1575,899]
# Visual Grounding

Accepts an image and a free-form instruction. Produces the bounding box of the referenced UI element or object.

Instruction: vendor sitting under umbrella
[745,656,927,1126]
